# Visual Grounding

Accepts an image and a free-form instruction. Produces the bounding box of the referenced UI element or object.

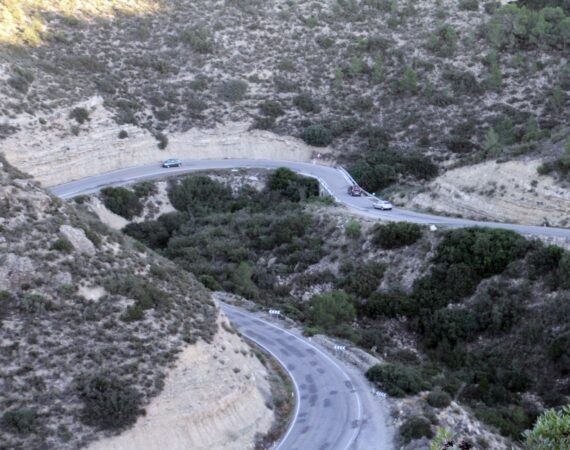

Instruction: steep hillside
[0,159,274,449]
[1,0,568,195]
[101,169,570,449]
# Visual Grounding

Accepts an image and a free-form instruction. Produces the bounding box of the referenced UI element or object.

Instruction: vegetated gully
[51,160,399,450]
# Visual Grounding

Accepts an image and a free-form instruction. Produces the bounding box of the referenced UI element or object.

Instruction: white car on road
[372,199,393,211]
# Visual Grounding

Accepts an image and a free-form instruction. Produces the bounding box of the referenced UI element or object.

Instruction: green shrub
[426,24,458,57]
[394,67,418,95]
[199,274,223,291]
[52,238,74,253]
[69,107,90,124]
[121,303,146,322]
[133,181,158,198]
[252,116,275,130]
[1,409,37,434]
[77,375,143,430]
[124,220,170,248]
[179,28,214,53]
[423,307,479,347]
[547,332,570,368]
[266,168,319,202]
[338,261,385,298]
[350,145,437,192]
[524,405,570,450]
[487,5,569,51]
[345,219,362,239]
[294,93,321,113]
[307,290,356,332]
[362,290,412,318]
[476,405,536,440]
[443,69,482,96]
[168,176,233,214]
[459,0,479,10]
[231,261,259,299]
[435,228,529,278]
[371,222,422,249]
[219,79,248,102]
[118,129,128,139]
[8,67,34,93]
[301,124,333,147]
[82,227,102,248]
[100,186,143,219]
[427,387,452,408]
[399,416,434,443]
[19,293,50,314]
[259,99,285,117]
[366,363,430,397]
[155,132,168,150]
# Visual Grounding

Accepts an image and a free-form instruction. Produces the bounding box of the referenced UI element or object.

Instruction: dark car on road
[348,185,363,196]
[162,159,182,168]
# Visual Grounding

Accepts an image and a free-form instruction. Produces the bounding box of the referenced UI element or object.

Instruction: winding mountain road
[221,304,393,450]
[50,158,570,239]
[49,158,570,450]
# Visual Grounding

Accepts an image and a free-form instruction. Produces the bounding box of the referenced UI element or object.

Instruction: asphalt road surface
[221,304,394,450]
[50,158,570,239]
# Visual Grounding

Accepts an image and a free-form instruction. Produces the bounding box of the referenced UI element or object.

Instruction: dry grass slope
[0,156,217,449]
[0,0,158,46]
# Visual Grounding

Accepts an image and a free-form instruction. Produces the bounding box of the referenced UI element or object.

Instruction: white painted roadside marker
[334,345,346,351]
[268,309,281,316]
[373,390,387,398]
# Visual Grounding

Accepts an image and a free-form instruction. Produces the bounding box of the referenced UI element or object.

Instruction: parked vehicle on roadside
[162,159,182,168]
[372,199,393,211]
[348,185,363,196]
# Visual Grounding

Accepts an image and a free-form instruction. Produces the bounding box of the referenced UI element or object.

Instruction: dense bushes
[219,79,248,102]
[100,186,143,219]
[427,388,452,408]
[426,24,458,57]
[399,416,434,443]
[167,176,233,214]
[371,222,423,249]
[294,93,321,113]
[366,363,430,397]
[337,261,385,298]
[307,290,356,334]
[104,275,169,321]
[301,124,333,147]
[1,409,37,434]
[77,375,143,430]
[52,238,74,253]
[266,167,319,201]
[523,405,570,449]
[487,4,570,51]
[434,227,529,278]
[126,172,326,301]
[349,130,438,192]
[69,107,90,124]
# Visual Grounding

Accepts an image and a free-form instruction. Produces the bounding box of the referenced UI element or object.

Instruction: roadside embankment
[3,96,319,186]
[87,310,274,450]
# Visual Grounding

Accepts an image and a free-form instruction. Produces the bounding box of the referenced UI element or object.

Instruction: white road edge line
[222,306,301,450]
[222,303,363,450]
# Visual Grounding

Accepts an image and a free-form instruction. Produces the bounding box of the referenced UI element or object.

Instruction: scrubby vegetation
[0,161,216,449]
[2,0,568,186]
[100,186,144,219]
[120,170,570,446]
